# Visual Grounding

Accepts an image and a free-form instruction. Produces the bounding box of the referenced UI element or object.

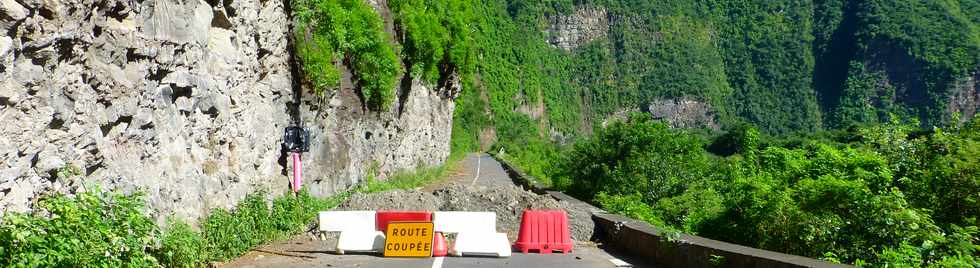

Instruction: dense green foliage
[554,114,980,266]
[447,0,979,166]
[0,188,340,267]
[286,0,979,177]
[388,0,476,84]
[156,190,344,266]
[814,0,980,127]
[0,164,451,267]
[292,0,402,110]
[0,189,159,267]
[437,2,980,263]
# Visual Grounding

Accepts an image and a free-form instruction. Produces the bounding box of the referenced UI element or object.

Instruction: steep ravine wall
[0,0,455,223]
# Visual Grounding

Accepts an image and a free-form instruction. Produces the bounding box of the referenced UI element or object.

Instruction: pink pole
[292,152,302,193]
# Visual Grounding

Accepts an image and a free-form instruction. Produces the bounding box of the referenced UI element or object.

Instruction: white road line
[470,155,482,186]
[609,258,632,267]
[431,256,445,268]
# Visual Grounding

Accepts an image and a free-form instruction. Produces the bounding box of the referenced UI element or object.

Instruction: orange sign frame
[383,221,435,257]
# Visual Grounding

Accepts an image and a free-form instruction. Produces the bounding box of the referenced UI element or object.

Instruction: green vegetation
[432,2,979,263]
[446,0,979,170]
[292,0,402,110]
[388,0,476,84]
[0,188,341,267]
[0,189,160,267]
[358,162,450,193]
[285,0,979,166]
[553,113,980,266]
[0,163,453,267]
[8,0,976,266]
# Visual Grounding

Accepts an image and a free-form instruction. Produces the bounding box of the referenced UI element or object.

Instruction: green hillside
[288,0,980,265]
[450,0,978,144]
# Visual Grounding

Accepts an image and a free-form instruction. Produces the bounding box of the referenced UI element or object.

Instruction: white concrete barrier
[435,211,511,257]
[319,211,385,254]
[433,211,496,233]
[453,232,512,257]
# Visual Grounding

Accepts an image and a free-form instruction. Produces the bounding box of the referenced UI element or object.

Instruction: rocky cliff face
[949,71,980,124]
[601,98,719,130]
[545,6,608,51]
[862,41,980,126]
[0,0,455,223]
[646,98,719,130]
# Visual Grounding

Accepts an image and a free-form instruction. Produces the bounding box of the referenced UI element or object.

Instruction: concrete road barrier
[434,211,512,257]
[319,211,386,254]
[453,232,512,257]
[433,211,497,233]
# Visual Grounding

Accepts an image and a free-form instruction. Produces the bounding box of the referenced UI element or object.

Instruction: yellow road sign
[383,222,435,257]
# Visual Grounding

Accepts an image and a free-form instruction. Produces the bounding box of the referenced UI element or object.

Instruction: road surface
[223,154,646,268]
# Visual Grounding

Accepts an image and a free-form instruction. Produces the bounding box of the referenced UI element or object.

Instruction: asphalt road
[224,237,632,268]
[223,154,644,268]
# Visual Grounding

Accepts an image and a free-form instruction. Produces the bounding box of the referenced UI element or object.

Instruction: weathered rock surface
[545,6,609,51]
[646,98,719,130]
[0,0,455,224]
[949,71,980,124]
[865,44,980,126]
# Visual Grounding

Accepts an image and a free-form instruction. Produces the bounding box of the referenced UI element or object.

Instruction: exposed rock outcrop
[949,71,980,124]
[545,6,608,51]
[292,74,456,198]
[0,0,456,223]
[646,98,719,130]
[864,42,980,125]
[600,98,718,130]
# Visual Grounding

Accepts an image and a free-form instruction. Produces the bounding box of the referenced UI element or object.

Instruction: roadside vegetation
[435,1,980,264]
[549,113,980,266]
[292,0,402,110]
[447,0,980,191]
[0,164,451,267]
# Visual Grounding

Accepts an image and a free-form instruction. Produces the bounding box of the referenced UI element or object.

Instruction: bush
[0,189,160,267]
[157,220,205,268]
[555,113,710,201]
[554,114,980,265]
[0,160,453,267]
[389,0,475,84]
[292,0,402,110]
[0,188,346,267]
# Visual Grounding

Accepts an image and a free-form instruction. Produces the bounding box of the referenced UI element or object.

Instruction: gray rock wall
[545,6,608,51]
[949,71,980,124]
[0,0,455,223]
[647,98,719,130]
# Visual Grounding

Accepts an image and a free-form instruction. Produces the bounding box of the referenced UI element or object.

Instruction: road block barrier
[454,232,512,257]
[432,232,448,257]
[513,210,573,254]
[319,211,386,254]
[376,211,433,232]
[434,211,511,257]
[320,210,516,258]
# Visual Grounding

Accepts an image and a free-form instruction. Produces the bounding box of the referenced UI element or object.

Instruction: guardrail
[491,153,852,268]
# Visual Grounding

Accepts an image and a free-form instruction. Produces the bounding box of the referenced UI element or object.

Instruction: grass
[357,163,451,193]
[0,161,455,267]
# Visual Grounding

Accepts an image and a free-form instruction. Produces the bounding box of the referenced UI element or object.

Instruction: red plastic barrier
[513,210,573,254]
[432,232,448,257]
[375,211,433,231]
